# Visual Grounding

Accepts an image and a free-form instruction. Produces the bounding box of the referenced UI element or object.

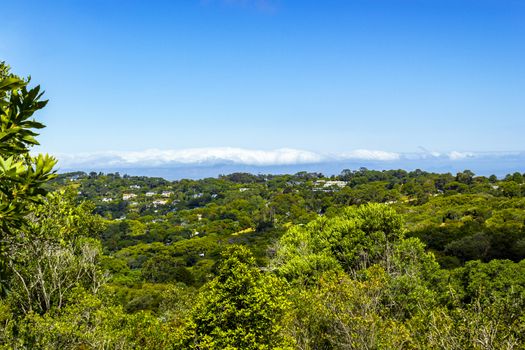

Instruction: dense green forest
[2,63,525,349]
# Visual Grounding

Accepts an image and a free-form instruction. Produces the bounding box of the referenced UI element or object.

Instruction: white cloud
[122,147,324,166]
[417,146,441,158]
[54,148,523,169]
[448,151,476,160]
[55,147,406,168]
[56,147,326,168]
[338,149,401,161]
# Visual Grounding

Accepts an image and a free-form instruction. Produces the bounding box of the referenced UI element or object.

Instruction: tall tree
[0,62,57,294]
[185,245,293,349]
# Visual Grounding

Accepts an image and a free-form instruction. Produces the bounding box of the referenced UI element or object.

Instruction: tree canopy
[0,62,56,295]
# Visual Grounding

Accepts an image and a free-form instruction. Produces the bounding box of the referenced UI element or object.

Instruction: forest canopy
[1,63,525,349]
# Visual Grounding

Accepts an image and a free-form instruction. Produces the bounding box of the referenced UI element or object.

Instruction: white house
[323,180,347,188]
[152,199,168,206]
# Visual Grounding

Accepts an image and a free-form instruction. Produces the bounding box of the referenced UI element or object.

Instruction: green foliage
[288,268,413,350]
[3,161,525,348]
[385,237,443,320]
[141,253,194,284]
[184,245,294,349]
[0,63,57,296]
[274,203,404,282]
[1,73,522,350]
[2,288,178,349]
[401,194,525,264]
[276,204,525,349]
[0,62,56,238]
[6,191,106,315]
[49,167,525,293]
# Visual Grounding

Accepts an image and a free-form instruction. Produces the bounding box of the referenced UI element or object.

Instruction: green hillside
[2,61,525,349]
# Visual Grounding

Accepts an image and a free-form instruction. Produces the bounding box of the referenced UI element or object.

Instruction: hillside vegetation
[2,62,525,349]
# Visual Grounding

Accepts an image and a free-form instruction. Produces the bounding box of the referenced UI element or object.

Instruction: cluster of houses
[313,180,348,191]
[100,185,177,208]
[99,179,350,206]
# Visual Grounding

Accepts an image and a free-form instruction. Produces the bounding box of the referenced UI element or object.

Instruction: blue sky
[1,0,525,170]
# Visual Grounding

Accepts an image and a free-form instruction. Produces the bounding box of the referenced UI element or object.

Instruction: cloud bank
[57,148,324,168]
[337,149,401,161]
[54,147,521,170]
